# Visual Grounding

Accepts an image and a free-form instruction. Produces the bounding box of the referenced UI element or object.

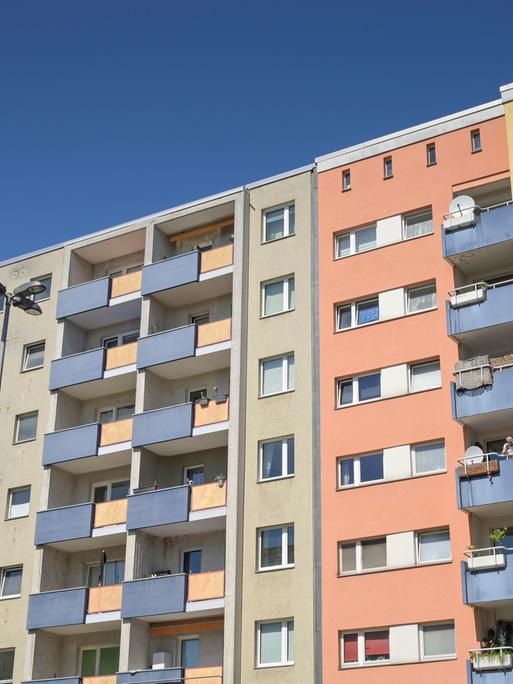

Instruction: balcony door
[183,549,202,574]
[81,645,119,676]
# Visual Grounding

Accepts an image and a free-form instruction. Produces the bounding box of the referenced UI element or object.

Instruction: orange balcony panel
[185,666,223,683]
[100,418,133,447]
[196,319,231,348]
[88,584,122,613]
[94,498,128,528]
[83,677,117,684]
[188,570,225,602]
[190,482,227,512]
[105,342,137,370]
[110,271,142,298]
[200,244,233,274]
[194,399,229,428]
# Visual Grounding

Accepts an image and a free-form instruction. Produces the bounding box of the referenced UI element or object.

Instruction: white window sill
[336,385,442,410]
[259,389,295,399]
[256,662,294,669]
[257,564,295,573]
[260,308,295,320]
[337,468,447,491]
[0,594,21,601]
[13,438,37,445]
[333,230,434,262]
[258,474,295,484]
[338,558,452,578]
[261,233,296,246]
[21,365,44,373]
[5,514,30,521]
[340,655,456,670]
[335,305,438,334]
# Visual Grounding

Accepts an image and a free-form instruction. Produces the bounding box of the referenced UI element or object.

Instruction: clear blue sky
[1,0,512,259]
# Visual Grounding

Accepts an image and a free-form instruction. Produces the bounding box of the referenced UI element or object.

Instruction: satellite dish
[464,445,484,465]
[449,195,476,217]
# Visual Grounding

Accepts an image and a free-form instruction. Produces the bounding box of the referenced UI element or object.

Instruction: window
[32,275,51,302]
[260,354,295,396]
[338,452,384,488]
[184,465,204,485]
[81,646,120,676]
[417,529,451,563]
[102,330,139,348]
[413,441,445,474]
[97,405,135,423]
[403,209,433,240]
[22,342,45,371]
[341,630,390,666]
[109,265,142,277]
[14,411,38,443]
[183,549,202,574]
[93,481,130,503]
[383,156,393,179]
[339,538,386,574]
[471,129,482,153]
[421,623,455,659]
[0,567,22,598]
[190,313,210,326]
[409,360,441,392]
[259,437,294,481]
[188,387,208,404]
[263,204,295,243]
[406,284,437,313]
[87,560,124,587]
[426,143,437,166]
[7,487,30,519]
[257,619,294,667]
[342,169,351,191]
[337,372,381,407]
[0,649,14,684]
[258,525,294,570]
[335,224,377,259]
[336,298,379,330]
[180,637,200,668]
[262,276,295,317]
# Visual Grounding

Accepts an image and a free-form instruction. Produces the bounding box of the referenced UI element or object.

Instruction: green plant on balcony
[490,528,508,546]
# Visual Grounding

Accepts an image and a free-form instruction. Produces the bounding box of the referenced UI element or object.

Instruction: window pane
[408,285,437,313]
[472,130,481,152]
[16,413,37,441]
[260,622,283,664]
[9,488,30,518]
[360,453,384,482]
[2,568,22,596]
[0,650,14,680]
[336,234,350,258]
[288,278,295,310]
[358,373,380,402]
[111,481,130,500]
[94,486,108,503]
[357,300,379,325]
[339,458,354,486]
[423,624,455,657]
[183,550,202,574]
[33,276,52,302]
[180,639,199,668]
[339,380,353,405]
[355,226,376,253]
[337,306,352,330]
[362,539,386,569]
[103,337,118,349]
[287,355,295,390]
[287,526,294,565]
[105,560,125,585]
[288,205,295,235]
[365,630,389,661]
[262,441,283,479]
[415,442,445,474]
[265,209,285,241]
[405,212,433,239]
[343,633,358,663]
[287,620,294,662]
[262,358,284,395]
[264,281,285,316]
[286,438,295,475]
[88,565,102,587]
[99,410,115,424]
[25,343,45,370]
[81,649,97,676]
[117,405,135,420]
[419,531,451,562]
[123,331,139,344]
[411,362,441,391]
[185,466,204,485]
[341,543,357,573]
[98,646,120,675]
[260,528,284,567]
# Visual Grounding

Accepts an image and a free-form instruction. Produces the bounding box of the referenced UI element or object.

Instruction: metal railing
[443,198,513,222]
[464,545,509,564]
[470,646,513,669]
[457,452,499,475]
[449,275,513,299]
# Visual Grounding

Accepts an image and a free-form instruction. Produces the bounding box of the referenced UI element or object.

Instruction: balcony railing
[87,584,122,613]
[200,244,233,274]
[94,499,128,528]
[110,271,142,299]
[443,200,513,260]
[100,418,133,447]
[50,343,137,391]
[190,482,227,511]
[194,398,229,427]
[469,647,513,674]
[447,278,513,338]
[187,570,225,602]
[196,319,231,348]
[462,546,513,604]
[451,365,513,423]
[27,584,122,629]
[57,272,141,320]
[457,454,513,511]
[105,342,138,370]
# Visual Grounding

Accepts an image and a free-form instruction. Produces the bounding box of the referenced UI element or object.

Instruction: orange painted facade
[318,115,510,682]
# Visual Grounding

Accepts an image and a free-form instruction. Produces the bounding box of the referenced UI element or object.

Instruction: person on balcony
[502,436,513,457]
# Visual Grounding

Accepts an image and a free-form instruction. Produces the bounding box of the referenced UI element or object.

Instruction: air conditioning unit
[152,651,172,669]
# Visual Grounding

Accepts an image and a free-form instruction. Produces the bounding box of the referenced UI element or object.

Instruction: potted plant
[215,474,226,487]
[472,640,513,671]
[491,528,508,546]
[467,532,507,571]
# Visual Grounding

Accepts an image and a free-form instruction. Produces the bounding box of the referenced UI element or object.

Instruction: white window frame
[426,143,436,166]
[108,263,143,277]
[0,648,14,684]
[22,341,45,371]
[260,354,295,397]
[261,276,295,318]
[257,525,294,572]
[91,480,130,502]
[471,129,482,153]
[336,371,381,407]
[383,156,393,178]
[0,566,22,599]
[405,283,437,315]
[102,329,139,348]
[85,559,125,587]
[339,538,387,575]
[342,169,351,191]
[6,486,31,520]
[340,628,390,667]
[256,618,294,668]
[416,529,451,566]
[334,223,377,260]
[335,297,379,331]
[79,644,120,677]
[412,440,446,476]
[419,622,456,661]
[178,635,200,667]
[183,464,205,484]
[408,360,441,393]
[402,208,434,241]
[258,436,295,482]
[31,274,52,303]
[189,312,210,326]
[337,452,384,488]
[262,203,295,244]
[96,404,135,423]
[14,411,38,444]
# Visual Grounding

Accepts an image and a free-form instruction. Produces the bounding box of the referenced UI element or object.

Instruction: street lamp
[0,280,46,389]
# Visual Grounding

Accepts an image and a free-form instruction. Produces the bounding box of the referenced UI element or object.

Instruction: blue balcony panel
[467,659,513,682]
[121,574,187,619]
[132,404,193,448]
[27,588,88,629]
[127,486,190,531]
[56,278,111,319]
[117,669,183,684]
[451,367,513,430]
[42,424,100,467]
[457,456,513,512]
[448,282,513,338]
[35,503,94,546]
[462,553,513,605]
[49,349,105,391]
[444,203,513,259]
[141,251,200,296]
[22,679,81,684]
[137,326,196,370]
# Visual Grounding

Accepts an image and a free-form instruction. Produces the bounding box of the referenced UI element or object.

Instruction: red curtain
[343,633,358,662]
[365,630,389,656]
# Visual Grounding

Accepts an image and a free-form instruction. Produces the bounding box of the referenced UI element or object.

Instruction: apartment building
[1,82,513,684]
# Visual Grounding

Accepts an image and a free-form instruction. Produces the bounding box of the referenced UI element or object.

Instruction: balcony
[121,570,224,621]
[443,202,513,274]
[57,272,142,328]
[42,418,133,473]
[27,585,122,631]
[142,245,233,307]
[451,365,513,432]
[137,319,231,379]
[456,453,513,516]
[35,498,128,549]
[116,666,223,684]
[467,650,513,682]
[462,547,513,606]
[50,343,137,398]
[23,679,82,684]
[132,398,229,456]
